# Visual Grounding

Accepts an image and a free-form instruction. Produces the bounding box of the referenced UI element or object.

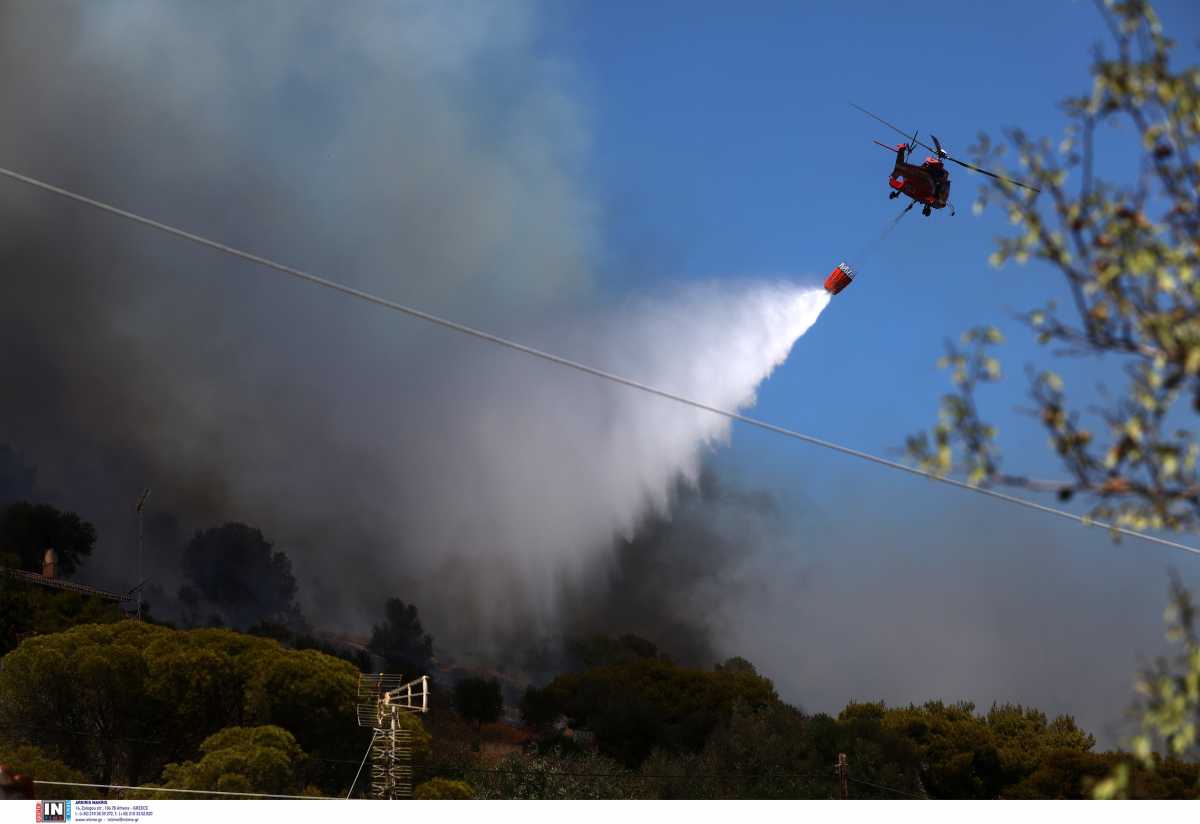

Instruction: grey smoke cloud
[0,0,598,611]
[0,1,830,651]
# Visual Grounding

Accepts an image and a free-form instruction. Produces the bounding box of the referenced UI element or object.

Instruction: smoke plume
[0,1,828,651]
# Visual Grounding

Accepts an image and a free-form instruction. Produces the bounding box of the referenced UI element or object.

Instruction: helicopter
[851,104,1040,217]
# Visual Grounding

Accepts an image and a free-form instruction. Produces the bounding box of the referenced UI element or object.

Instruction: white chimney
[42,548,58,579]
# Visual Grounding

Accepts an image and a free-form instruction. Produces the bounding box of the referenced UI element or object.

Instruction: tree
[0,502,96,576]
[519,684,561,729]
[454,677,504,749]
[144,726,306,799]
[0,580,122,655]
[893,0,1197,799]
[905,0,1198,533]
[1004,748,1197,799]
[639,700,842,799]
[566,634,666,670]
[0,744,100,799]
[471,749,639,800]
[413,777,474,799]
[533,655,779,767]
[715,656,758,676]
[1094,575,1200,798]
[178,523,300,629]
[367,598,434,677]
[879,701,1095,799]
[0,621,381,792]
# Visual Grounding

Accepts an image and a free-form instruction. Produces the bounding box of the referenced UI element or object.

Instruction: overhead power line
[346,729,379,799]
[847,775,927,800]
[410,761,922,799]
[3,721,162,746]
[0,165,1196,559]
[36,768,918,801]
[33,780,329,800]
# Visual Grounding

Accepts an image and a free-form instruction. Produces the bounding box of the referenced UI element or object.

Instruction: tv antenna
[135,488,151,619]
[353,674,429,799]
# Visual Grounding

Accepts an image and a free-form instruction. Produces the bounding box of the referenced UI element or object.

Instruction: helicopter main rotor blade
[942,154,1041,192]
[852,103,1042,192]
[850,103,938,155]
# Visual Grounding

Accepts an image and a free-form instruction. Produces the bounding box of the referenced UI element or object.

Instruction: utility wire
[847,776,927,800]
[36,770,918,801]
[345,729,378,799]
[33,780,328,800]
[0,722,162,746]
[414,762,922,800]
[411,762,918,797]
[1,165,1196,559]
[321,748,919,799]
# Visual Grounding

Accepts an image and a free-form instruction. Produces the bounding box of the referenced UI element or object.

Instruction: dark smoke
[0,2,824,659]
[503,466,806,684]
[178,522,302,630]
[566,466,790,666]
[0,445,35,506]
[0,0,596,618]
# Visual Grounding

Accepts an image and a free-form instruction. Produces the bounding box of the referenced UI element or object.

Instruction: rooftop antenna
[352,673,430,799]
[135,488,151,620]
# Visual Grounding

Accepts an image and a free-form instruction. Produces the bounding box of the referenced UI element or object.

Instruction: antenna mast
[355,674,430,799]
[135,488,151,620]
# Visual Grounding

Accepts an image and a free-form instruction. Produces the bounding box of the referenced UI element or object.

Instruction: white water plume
[394,280,830,637]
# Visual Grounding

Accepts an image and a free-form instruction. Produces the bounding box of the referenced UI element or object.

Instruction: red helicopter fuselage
[879,142,950,210]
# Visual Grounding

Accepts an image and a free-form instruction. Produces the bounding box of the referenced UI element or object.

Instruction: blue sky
[540,0,1198,541]
[531,1,1199,732]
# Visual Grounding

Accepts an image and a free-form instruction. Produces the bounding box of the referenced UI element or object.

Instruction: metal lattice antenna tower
[355,674,429,799]
[135,488,150,620]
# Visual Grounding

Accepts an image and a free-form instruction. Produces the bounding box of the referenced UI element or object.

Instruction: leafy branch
[905,0,1200,534]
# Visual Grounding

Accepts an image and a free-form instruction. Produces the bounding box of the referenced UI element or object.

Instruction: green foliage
[907,0,1200,534]
[0,501,96,576]
[1094,575,1200,798]
[147,726,306,798]
[472,749,639,800]
[1134,579,1200,760]
[413,777,474,799]
[891,0,1200,798]
[0,621,383,792]
[0,744,100,799]
[531,653,778,767]
[640,698,1093,800]
[880,701,1094,799]
[367,598,434,677]
[639,700,845,799]
[0,581,123,654]
[714,656,759,675]
[1007,749,1198,799]
[904,327,1004,485]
